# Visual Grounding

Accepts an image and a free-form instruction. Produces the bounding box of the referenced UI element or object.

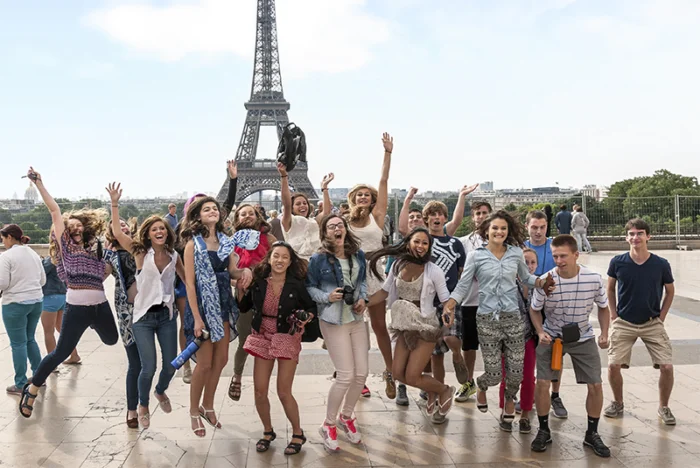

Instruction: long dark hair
[318,214,361,257]
[478,210,526,247]
[233,203,270,233]
[106,217,137,249]
[367,228,433,280]
[253,241,308,281]
[180,196,225,244]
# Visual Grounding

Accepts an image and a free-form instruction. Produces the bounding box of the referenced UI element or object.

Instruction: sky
[2,0,700,200]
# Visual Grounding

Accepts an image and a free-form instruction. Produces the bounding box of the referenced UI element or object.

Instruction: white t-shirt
[283,215,321,261]
[458,231,483,307]
[530,265,608,342]
[0,245,46,304]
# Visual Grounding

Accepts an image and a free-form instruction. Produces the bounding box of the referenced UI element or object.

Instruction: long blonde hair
[49,208,109,264]
[346,184,378,224]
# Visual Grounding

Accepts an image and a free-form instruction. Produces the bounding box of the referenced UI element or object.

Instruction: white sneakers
[319,414,362,452]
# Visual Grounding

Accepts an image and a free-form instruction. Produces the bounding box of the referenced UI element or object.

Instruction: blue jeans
[2,302,43,387]
[132,305,178,407]
[125,343,142,411]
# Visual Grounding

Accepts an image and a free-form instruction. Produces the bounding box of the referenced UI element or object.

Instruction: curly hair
[233,203,270,233]
[252,241,308,281]
[132,215,176,255]
[318,214,362,257]
[367,228,433,280]
[478,210,526,247]
[49,208,109,265]
[179,196,225,245]
[346,184,378,224]
[106,217,138,249]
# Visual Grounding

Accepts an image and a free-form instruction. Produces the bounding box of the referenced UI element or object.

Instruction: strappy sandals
[284,431,307,455]
[426,393,437,416]
[256,429,277,452]
[18,383,37,418]
[228,378,242,401]
[191,415,206,437]
[199,406,222,429]
[476,388,489,413]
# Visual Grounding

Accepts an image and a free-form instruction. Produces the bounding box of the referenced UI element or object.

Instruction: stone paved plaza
[2,250,700,467]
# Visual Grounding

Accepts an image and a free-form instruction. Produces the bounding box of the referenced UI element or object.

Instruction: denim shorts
[42,294,66,312]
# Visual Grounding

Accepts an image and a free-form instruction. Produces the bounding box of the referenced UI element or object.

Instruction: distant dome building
[24,183,39,202]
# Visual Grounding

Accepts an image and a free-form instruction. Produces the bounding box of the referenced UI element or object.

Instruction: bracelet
[385,150,392,154]
[322,188,328,192]
[111,204,119,208]
[280,175,288,178]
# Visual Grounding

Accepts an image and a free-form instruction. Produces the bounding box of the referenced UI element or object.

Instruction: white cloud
[83,0,390,77]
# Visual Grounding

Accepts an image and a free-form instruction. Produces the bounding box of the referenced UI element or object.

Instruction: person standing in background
[555,205,572,235]
[164,204,178,230]
[40,255,81,364]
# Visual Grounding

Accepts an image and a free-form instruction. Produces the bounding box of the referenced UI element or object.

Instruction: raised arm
[398,187,418,237]
[29,167,65,240]
[105,182,135,254]
[278,162,293,231]
[316,173,334,224]
[222,160,238,217]
[372,132,394,228]
[445,184,479,237]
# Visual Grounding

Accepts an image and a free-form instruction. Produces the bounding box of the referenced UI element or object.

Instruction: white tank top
[350,214,384,254]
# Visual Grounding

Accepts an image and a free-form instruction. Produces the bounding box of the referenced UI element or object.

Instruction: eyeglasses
[326,223,345,231]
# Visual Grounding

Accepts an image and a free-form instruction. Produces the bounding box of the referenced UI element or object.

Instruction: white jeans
[573,230,591,252]
[320,319,370,423]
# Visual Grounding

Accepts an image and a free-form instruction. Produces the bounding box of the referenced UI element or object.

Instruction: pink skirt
[244,316,302,361]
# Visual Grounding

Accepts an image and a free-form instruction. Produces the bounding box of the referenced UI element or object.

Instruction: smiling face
[524,250,538,275]
[292,195,309,218]
[269,245,292,276]
[325,216,346,246]
[236,205,257,229]
[408,210,425,231]
[408,231,431,258]
[119,219,130,235]
[527,218,548,246]
[199,202,220,226]
[488,218,509,246]
[354,188,373,208]
[67,218,84,244]
[626,227,650,248]
[147,221,168,247]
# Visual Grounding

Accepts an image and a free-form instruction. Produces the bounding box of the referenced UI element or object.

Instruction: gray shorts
[536,338,602,384]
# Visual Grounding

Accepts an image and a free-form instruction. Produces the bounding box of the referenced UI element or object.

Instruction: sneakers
[519,418,532,434]
[396,384,409,406]
[499,414,513,432]
[584,432,611,458]
[383,370,396,399]
[658,406,676,425]
[319,422,339,452]
[6,385,22,396]
[455,381,476,402]
[361,385,371,398]
[530,429,552,452]
[182,366,192,384]
[337,414,362,444]
[551,396,568,419]
[604,401,624,418]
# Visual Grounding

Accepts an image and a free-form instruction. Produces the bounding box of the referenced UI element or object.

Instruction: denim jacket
[306,250,368,325]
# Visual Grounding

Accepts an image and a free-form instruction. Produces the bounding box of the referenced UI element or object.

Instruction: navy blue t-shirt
[607,252,674,324]
[431,235,466,293]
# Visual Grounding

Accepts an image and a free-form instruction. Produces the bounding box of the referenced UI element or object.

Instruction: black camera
[287,310,309,335]
[295,310,309,323]
[342,285,355,305]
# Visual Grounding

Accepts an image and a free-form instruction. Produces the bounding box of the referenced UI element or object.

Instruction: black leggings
[31,301,118,386]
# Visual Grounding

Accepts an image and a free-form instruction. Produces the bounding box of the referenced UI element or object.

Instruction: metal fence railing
[3,195,700,246]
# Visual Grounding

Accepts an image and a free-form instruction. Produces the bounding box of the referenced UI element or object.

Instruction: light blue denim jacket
[306,250,368,325]
[450,245,541,320]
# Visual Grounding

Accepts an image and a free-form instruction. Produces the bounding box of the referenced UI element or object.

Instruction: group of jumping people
[0,133,677,458]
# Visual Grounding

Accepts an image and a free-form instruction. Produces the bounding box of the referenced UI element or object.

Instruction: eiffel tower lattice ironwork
[217,0,317,204]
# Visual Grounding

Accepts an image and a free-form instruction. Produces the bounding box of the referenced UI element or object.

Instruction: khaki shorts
[608,317,672,368]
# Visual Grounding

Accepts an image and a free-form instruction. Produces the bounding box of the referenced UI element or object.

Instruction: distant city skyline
[2,1,699,198]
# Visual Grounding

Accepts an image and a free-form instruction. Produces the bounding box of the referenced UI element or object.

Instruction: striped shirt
[530,265,608,342]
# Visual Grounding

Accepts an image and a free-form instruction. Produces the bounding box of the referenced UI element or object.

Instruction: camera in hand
[342,285,355,305]
[287,310,310,335]
[295,309,309,322]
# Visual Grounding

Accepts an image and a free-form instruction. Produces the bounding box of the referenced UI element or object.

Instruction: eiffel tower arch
[217,0,317,205]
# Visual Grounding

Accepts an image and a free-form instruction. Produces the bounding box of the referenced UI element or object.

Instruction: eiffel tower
[217,0,317,204]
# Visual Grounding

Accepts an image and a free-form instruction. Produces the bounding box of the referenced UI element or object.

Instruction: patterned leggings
[476,313,525,401]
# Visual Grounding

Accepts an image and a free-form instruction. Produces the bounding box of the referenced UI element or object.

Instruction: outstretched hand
[382,132,394,153]
[227,160,238,179]
[460,184,479,197]
[27,167,42,183]
[542,272,556,296]
[321,173,335,190]
[105,182,122,205]
[276,162,288,177]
